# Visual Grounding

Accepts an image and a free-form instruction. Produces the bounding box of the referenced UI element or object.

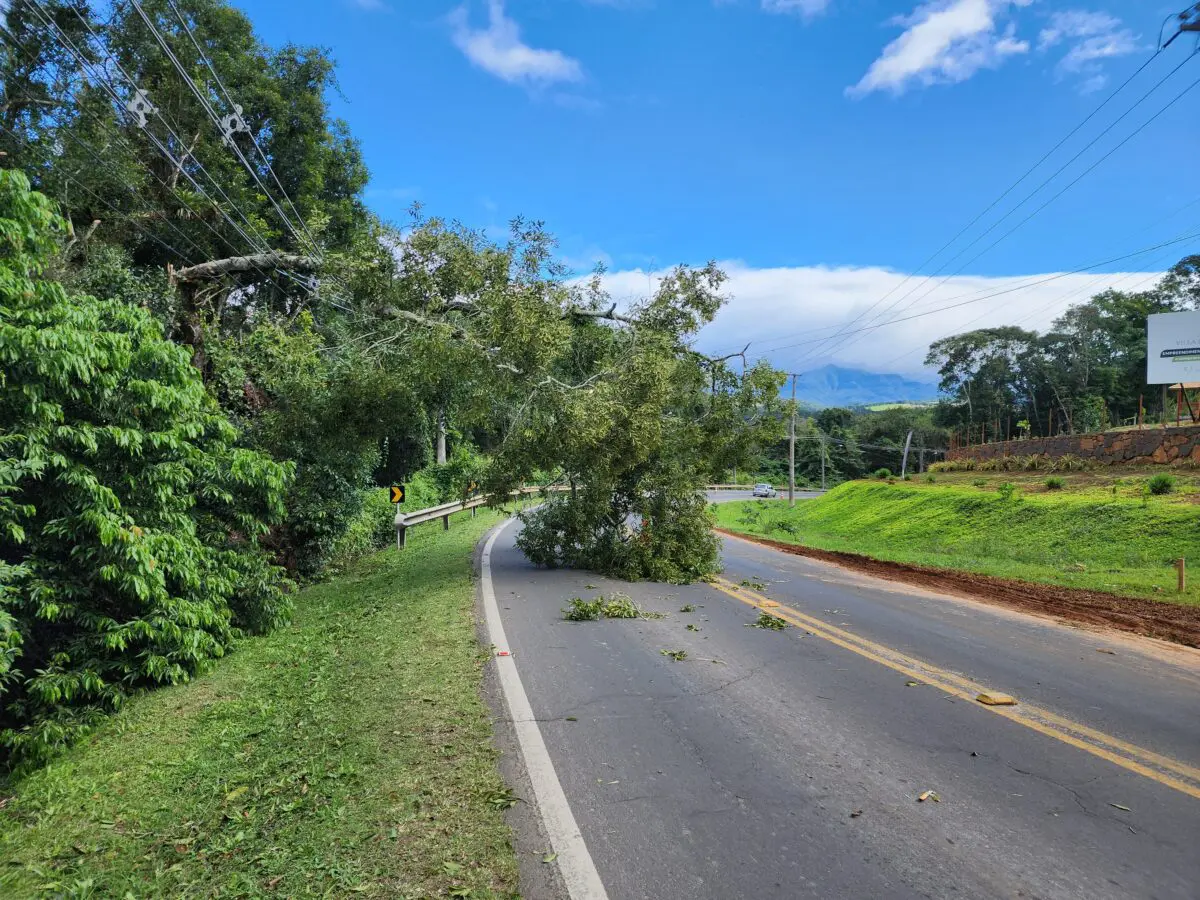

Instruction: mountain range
[786,365,940,408]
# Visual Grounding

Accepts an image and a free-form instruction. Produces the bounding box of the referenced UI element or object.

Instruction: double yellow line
[709,575,1200,801]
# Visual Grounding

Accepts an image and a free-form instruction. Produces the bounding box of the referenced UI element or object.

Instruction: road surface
[481,499,1200,900]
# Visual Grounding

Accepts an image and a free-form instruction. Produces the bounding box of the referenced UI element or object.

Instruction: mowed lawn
[0,511,518,899]
[713,480,1200,605]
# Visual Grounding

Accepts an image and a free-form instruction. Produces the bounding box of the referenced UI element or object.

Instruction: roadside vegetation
[0,512,518,898]
[714,477,1200,605]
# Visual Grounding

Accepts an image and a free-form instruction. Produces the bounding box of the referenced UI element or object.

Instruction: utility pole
[900,429,914,477]
[436,409,448,465]
[820,432,826,491]
[789,374,797,507]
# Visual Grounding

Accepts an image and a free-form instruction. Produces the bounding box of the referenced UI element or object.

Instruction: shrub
[902,474,912,481]
[1044,476,1066,491]
[997,482,1018,501]
[1147,473,1176,495]
[972,478,988,488]
[519,480,720,584]
[0,172,291,766]
[1053,454,1091,472]
[928,461,953,473]
[328,488,397,570]
[874,468,892,479]
[925,474,936,483]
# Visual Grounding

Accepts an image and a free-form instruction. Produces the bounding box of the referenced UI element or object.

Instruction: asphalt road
[484,501,1200,900]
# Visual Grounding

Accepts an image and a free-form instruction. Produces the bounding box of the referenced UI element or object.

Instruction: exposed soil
[715,528,1200,649]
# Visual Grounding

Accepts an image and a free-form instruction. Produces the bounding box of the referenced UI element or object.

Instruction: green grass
[0,510,518,899]
[713,481,1200,605]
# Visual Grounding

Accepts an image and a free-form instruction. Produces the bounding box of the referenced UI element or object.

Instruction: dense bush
[518,482,721,584]
[873,468,892,479]
[0,172,291,765]
[1147,473,1176,495]
[1044,476,1066,491]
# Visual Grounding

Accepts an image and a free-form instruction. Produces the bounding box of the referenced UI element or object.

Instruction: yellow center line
[709,575,1200,801]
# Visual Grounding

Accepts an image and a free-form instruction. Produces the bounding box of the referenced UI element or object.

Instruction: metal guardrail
[395,483,821,548]
[394,485,565,549]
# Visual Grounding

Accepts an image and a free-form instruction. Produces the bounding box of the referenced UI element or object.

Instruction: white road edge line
[480,519,609,900]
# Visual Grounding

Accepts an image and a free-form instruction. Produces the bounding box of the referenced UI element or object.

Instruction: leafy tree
[505,264,786,582]
[0,170,290,765]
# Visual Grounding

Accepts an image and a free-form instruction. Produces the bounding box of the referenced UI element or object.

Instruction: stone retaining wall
[946,425,1200,465]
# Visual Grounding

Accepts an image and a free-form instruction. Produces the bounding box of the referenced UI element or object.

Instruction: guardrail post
[471,505,477,518]
[443,514,450,531]
[396,525,407,550]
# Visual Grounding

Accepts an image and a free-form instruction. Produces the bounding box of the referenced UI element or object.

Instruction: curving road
[482,496,1200,900]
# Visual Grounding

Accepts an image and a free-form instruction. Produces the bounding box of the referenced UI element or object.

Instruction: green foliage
[873,468,892,479]
[660,649,688,661]
[972,478,988,488]
[560,593,662,621]
[1148,473,1176,495]
[996,482,1018,501]
[1045,476,1066,491]
[561,597,605,621]
[328,488,396,570]
[746,612,789,630]
[0,172,290,766]
[0,510,519,897]
[510,264,784,583]
[926,264,1200,441]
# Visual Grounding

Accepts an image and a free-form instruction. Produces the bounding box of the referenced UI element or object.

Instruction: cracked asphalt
[486,506,1200,899]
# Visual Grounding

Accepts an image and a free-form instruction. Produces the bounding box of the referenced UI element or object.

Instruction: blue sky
[236,0,1199,375]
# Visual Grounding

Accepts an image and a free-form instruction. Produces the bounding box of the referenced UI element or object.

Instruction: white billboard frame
[1147,310,1200,385]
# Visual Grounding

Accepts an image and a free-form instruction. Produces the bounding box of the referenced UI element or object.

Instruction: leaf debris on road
[747,611,789,630]
[917,791,940,803]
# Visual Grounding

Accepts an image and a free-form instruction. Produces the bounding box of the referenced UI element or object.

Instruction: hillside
[791,365,939,407]
[712,478,1200,605]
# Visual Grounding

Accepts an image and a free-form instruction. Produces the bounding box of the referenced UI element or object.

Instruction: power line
[128,0,319,259]
[822,60,1200,367]
[763,225,1200,355]
[163,0,322,258]
[754,14,1199,368]
[1,14,291,289]
[43,0,278,257]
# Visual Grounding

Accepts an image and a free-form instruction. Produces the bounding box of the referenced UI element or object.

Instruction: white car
[751,483,778,498]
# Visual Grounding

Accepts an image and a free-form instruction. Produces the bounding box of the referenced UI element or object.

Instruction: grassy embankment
[713,474,1200,606]
[0,510,519,899]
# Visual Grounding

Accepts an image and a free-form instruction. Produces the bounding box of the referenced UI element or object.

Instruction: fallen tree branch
[694,343,750,367]
[170,252,318,283]
[563,303,636,326]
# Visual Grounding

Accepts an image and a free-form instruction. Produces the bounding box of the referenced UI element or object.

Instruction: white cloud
[592,262,1161,375]
[450,1,584,86]
[761,0,831,16]
[847,0,1033,98]
[1038,9,1140,92]
[347,0,389,10]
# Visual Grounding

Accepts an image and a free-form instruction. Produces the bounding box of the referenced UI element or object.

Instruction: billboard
[1147,311,1200,385]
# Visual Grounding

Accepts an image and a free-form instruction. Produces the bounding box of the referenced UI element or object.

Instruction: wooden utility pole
[900,429,914,477]
[789,374,797,507]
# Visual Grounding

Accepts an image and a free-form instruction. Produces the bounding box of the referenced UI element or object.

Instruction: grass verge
[713,482,1200,606]
[0,510,518,899]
